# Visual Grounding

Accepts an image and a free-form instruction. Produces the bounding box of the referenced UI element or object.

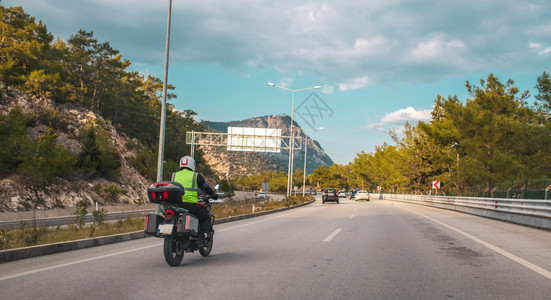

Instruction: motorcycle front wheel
[164,235,184,266]
[199,233,213,257]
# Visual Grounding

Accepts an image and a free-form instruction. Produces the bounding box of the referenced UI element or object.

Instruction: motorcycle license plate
[158,224,174,235]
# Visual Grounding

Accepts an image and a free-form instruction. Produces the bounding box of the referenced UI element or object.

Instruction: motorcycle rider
[171,155,217,244]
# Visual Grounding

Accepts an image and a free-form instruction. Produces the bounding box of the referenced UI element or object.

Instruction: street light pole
[289,90,295,197]
[268,83,322,197]
[302,127,323,196]
[155,0,172,214]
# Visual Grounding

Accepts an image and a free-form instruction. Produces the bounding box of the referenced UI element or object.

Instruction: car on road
[354,190,370,201]
[310,190,317,195]
[322,188,339,204]
[338,190,346,198]
[257,192,266,199]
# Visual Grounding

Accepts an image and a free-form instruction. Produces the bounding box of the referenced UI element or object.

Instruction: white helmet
[179,156,196,171]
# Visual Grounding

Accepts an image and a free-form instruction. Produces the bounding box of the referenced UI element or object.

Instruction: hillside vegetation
[0,5,215,210]
[307,74,551,195]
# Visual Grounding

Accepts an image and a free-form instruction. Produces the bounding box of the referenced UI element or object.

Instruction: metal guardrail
[0,209,154,230]
[382,194,551,230]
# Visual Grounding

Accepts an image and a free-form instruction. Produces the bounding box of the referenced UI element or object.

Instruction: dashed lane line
[323,228,342,242]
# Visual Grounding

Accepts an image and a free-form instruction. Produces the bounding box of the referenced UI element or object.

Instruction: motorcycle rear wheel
[199,233,213,257]
[164,235,184,266]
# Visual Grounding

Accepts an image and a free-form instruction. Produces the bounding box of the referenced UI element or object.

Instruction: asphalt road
[1,197,550,299]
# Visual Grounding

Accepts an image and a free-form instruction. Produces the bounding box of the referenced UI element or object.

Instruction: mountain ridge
[199,115,334,179]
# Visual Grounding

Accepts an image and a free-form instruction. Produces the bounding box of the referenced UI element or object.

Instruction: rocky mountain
[201,115,334,179]
[0,86,333,211]
[0,85,150,211]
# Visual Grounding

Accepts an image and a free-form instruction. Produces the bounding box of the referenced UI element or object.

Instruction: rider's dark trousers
[180,202,211,235]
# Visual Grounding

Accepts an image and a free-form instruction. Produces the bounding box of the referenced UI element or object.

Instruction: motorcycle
[144,181,217,266]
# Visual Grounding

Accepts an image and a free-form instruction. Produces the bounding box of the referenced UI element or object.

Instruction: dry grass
[211,195,313,217]
[0,217,144,250]
[0,195,314,251]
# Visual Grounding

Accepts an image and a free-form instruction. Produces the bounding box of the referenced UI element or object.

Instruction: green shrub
[77,125,120,179]
[92,208,107,225]
[104,185,127,202]
[0,107,33,176]
[36,107,68,130]
[129,145,157,181]
[74,200,88,228]
[115,219,124,231]
[17,129,76,184]
[88,224,96,237]
[0,229,11,250]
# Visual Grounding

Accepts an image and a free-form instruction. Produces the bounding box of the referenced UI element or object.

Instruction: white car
[257,192,266,199]
[354,190,370,201]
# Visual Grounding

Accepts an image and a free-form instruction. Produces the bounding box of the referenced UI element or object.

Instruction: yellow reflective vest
[171,169,198,203]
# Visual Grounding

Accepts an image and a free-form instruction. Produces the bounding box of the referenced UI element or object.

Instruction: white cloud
[358,122,386,133]
[528,42,551,56]
[321,86,334,94]
[411,38,465,60]
[359,106,432,133]
[380,107,432,123]
[339,77,369,91]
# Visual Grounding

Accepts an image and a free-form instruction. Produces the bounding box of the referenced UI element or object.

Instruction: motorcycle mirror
[214,184,220,190]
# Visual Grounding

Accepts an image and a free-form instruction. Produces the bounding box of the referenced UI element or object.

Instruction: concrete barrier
[0,200,314,262]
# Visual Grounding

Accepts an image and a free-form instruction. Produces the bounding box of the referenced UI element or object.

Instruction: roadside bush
[77,125,120,180]
[74,200,89,228]
[0,229,12,250]
[88,224,96,237]
[93,208,108,225]
[17,129,76,184]
[104,185,127,202]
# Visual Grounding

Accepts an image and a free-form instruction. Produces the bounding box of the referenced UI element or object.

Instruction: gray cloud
[7,0,551,86]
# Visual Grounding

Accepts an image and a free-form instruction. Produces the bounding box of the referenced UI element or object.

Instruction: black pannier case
[144,213,164,236]
[147,181,185,204]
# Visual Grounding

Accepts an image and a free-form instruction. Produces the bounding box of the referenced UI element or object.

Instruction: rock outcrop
[202,115,334,179]
[0,86,150,211]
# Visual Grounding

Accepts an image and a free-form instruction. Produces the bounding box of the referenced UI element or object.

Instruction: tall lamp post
[155,0,172,213]
[268,83,322,197]
[302,127,323,196]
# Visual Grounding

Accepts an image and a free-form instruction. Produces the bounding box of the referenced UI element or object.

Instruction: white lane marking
[0,243,161,281]
[399,205,551,280]
[323,228,342,242]
[349,214,355,220]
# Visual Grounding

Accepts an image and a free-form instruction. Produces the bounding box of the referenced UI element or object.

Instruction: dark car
[349,188,359,199]
[310,190,317,195]
[322,188,339,204]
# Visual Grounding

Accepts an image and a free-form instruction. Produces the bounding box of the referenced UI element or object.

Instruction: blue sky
[6,0,551,164]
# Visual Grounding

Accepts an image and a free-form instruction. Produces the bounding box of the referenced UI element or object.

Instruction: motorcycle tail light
[165,210,175,217]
